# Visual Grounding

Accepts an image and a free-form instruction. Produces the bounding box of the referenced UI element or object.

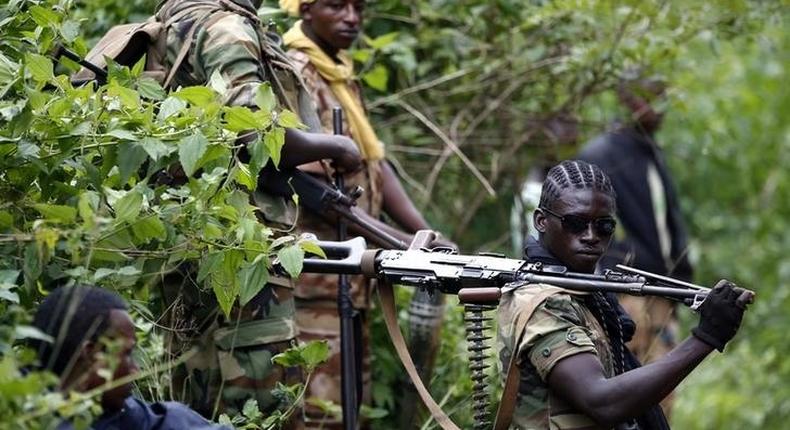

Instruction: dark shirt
[578,126,693,281]
[57,397,231,430]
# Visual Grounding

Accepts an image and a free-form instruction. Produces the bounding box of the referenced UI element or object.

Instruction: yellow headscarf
[283,21,385,161]
[278,0,315,17]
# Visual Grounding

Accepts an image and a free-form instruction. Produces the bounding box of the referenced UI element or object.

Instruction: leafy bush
[0,0,318,427]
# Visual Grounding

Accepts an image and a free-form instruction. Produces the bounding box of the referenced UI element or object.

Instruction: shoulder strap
[493,287,564,430]
[378,282,460,430]
[162,8,228,89]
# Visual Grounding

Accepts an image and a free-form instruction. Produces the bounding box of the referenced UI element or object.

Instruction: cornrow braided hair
[587,292,627,375]
[538,159,617,210]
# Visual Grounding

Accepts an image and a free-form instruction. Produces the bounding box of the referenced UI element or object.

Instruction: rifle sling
[377,282,460,430]
[493,287,565,430]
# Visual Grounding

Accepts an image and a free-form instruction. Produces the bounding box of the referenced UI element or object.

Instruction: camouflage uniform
[497,284,615,430]
[155,0,321,424]
[285,49,383,428]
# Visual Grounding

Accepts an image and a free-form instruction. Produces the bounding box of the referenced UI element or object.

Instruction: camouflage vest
[155,0,320,129]
[156,0,321,227]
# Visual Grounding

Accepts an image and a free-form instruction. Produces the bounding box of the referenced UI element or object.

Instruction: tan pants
[618,295,679,416]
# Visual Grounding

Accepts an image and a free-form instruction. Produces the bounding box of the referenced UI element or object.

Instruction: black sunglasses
[540,207,617,236]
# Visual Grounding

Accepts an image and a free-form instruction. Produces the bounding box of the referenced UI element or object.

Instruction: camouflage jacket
[156,0,321,228]
[497,283,615,430]
[285,49,383,309]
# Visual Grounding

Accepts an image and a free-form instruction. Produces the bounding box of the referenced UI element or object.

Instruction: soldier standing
[577,74,693,416]
[154,0,364,425]
[497,160,751,429]
[278,0,454,427]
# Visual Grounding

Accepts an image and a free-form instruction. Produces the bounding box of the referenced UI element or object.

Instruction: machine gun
[296,231,745,430]
[303,232,713,306]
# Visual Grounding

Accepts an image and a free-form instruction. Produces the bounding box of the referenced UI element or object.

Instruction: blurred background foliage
[1,0,787,428]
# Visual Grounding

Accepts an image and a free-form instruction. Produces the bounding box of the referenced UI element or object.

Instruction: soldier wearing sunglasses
[497,160,753,430]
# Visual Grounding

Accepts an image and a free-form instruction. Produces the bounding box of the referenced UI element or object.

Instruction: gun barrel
[518,273,705,300]
[615,264,708,291]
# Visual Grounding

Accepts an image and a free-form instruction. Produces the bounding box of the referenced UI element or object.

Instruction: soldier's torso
[498,285,615,430]
[286,49,384,308]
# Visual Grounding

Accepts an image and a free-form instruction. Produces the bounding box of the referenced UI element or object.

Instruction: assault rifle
[258,164,408,250]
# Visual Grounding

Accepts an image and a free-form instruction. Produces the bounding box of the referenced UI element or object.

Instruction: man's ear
[300,1,313,20]
[533,209,547,233]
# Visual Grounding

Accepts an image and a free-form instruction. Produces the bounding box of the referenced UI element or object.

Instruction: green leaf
[264,127,285,167]
[60,20,80,43]
[117,142,148,185]
[238,259,270,307]
[308,398,341,418]
[0,270,19,286]
[242,399,262,420]
[208,69,227,95]
[276,110,303,129]
[272,340,330,372]
[29,5,60,27]
[23,243,42,288]
[131,55,146,77]
[277,244,304,278]
[178,132,209,177]
[301,340,331,371]
[131,216,166,243]
[299,238,327,258]
[249,137,270,179]
[113,189,143,222]
[234,163,255,190]
[107,83,140,109]
[224,106,260,132]
[33,204,76,224]
[14,326,53,343]
[255,82,276,112]
[362,64,389,92]
[367,32,400,49]
[107,129,137,141]
[25,53,54,83]
[93,267,116,281]
[140,137,173,161]
[212,249,243,318]
[0,211,13,229]
[157,96,187,121]
[0,287,19,304]
[173,86,216,106]
[137,77,166,100]
[198,252,224,283]
[78,192,98,226]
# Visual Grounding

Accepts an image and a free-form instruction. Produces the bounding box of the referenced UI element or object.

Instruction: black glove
[692,280,751,352]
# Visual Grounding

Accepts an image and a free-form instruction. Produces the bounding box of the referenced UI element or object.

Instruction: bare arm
[279,129,361,172]
[547,283,752,428]
[547,337,712,428]
[380,161,430,233]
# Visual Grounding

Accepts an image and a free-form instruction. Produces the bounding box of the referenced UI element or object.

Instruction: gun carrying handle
[409,229,436,250]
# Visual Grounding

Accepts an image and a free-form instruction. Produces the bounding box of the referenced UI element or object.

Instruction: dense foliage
[0,0,786,429]
[0,0,323,428]
[357,1,788,428]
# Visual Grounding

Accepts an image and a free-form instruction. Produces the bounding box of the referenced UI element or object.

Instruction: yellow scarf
[278,0,314,17]
[283,21,385,161]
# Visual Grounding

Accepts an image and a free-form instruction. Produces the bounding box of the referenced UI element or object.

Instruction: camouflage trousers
[164,272,304,428]
[295,299,371,430]
[619,294,678,415]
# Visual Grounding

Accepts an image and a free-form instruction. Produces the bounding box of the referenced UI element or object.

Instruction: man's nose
[579,223,598,243]
[343,4,361,26]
